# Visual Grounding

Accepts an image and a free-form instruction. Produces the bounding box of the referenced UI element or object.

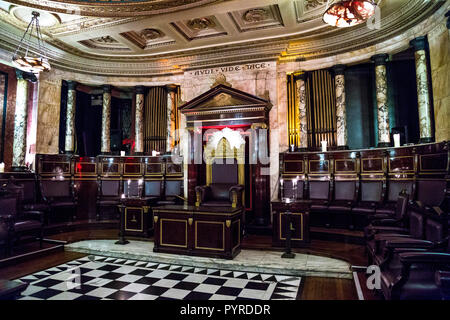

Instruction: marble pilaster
[295,73,308,150]
[166,85,177,153]
[11,70,29,170]
[410,36,434,143]
[65,81,77,153]
[135,86,145,154]
[101,85,112,154]
[371,54,391,148]
[333,65,348,149]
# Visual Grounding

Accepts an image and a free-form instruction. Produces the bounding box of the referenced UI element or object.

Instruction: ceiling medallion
[92,36,118,44]
[12,11,51,74]
[140,28,164,40]
[187,17,215,31]
[243,8,269,22]
[323,0,377,28]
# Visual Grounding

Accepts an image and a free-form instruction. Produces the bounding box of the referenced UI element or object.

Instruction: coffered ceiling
[0,0,446,76]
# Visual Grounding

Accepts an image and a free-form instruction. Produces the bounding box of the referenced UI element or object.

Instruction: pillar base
[64,151,75,155]
[419,137,434,144]
[337,145,349,150]
[377,142,391,148]
[101,151,112,155]
[134,152,145,156]
[11,166,28,172]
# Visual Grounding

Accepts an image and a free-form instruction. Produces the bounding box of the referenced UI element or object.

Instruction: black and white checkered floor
[16,255,302,300]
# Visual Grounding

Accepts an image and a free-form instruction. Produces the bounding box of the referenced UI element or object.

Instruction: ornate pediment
[180,84,271,115]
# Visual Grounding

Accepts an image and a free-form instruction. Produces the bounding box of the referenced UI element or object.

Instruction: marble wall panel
[429,19,450,142]
[36,72,62,155]
[0,64,17,170]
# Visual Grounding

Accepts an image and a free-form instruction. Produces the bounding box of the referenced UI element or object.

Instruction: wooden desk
[271,200,311,247]
[153,205,243,259]
[0,279,28,300]
[119,198,154,238]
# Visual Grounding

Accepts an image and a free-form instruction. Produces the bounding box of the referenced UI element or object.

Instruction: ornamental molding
[0,0,446,76]
[4,0,226,18]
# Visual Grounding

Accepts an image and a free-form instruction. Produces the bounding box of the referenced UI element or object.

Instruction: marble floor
[66,240,352,279]
[17,255,302,300]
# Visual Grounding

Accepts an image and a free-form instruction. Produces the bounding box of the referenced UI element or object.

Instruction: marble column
[134,86,145,154]
[166,85,177,153]
[101,85,112,154]
[410,36,434,143]
[371,54,391,148]
[65,81,77,154]
[11,70,29,171]
[295,72,308,150]
[333,65,348,150]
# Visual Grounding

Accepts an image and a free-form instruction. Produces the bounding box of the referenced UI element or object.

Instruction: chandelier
[12,11,51,74]
[323,1,377,28]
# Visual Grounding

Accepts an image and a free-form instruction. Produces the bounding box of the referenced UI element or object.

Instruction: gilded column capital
[371,53,389,66]
[295,72,307,81]
[15,70,37,83]
[332,64,346,75]
[103,84,112,93]
[166,84,178,92]
[15,69,25,80]
[135,86,146,95]
[410,36,428,51]
[67,80,77,91]
[251,122,268,129]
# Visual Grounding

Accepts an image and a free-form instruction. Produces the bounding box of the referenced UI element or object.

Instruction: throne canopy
[180,84,271,126]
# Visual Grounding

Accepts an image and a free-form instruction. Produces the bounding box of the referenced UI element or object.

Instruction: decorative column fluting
[166,85,177,153]
[65,81,77,154]
[333,64,348,150]
[101,85,112,154]
[410,36,434,143]
[134,86,145,154]
[371,54,391,148]
[295,72,308,150]
[11,70,29,171]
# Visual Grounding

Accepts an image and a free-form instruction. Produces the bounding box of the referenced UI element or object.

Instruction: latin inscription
[190,62,271,76]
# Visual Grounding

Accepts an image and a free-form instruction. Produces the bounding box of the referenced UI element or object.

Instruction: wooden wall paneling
[73,156,97,220]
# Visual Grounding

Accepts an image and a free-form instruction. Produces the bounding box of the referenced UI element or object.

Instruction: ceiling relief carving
[243,9,269,23]
[79,35,131,51]
[120,28,175,50]
[171,16,226,41]
[187,17,215,30]
[140,28,164,40]
[0,0,446,76]
[304,0,327,10]
[229,5,283,32]
[3,0,226,17]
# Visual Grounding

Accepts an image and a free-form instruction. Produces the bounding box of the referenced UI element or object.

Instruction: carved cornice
[0,0,446,76]
[5,0,226,18]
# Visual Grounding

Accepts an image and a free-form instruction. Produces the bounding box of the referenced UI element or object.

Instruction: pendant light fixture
[12,11,51,74]
[323,0,377,28]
